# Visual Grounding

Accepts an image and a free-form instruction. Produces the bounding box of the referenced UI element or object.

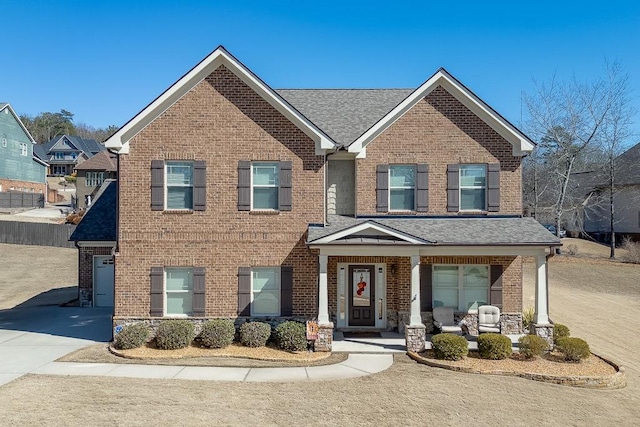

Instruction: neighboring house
[70,179,117,307]
[0,103,47,195]
[102,46,560,351]
[74,151,117,210]
[34,135,105,176]
[569,142,640,242]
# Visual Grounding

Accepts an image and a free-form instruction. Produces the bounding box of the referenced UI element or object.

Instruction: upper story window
[1,137,6,147]
[165,268,193,316]
[252,163,280,210]
[86,171,105,187]
[20,143,28,156]
[459,165,486,211]
[166,161,193,210]
[389,165,416,211]
[55,152,64,160]
[71,153,77,160]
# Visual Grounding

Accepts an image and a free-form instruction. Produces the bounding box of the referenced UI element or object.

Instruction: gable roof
[0,103,37,144]
[42,135,104,156]
[615,141,640,185]
[105,46,334,155]
[347,68,535,157]
[277,89,412,147]
[70,179,117,242]
[74,150,117,171]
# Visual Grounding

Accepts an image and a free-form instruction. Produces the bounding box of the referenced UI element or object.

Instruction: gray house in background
[33,135,105,176]
[74,151,117,210]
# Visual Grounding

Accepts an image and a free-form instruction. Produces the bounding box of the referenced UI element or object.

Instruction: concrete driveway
[0,306,112,386]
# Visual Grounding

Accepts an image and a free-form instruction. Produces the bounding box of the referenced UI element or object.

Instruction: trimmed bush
[553,323,570,343]
[198,319,235,349]
[274,321,308,351]
[477,333,512,360]
[556,337,590,362]
[113,323,149,350]
[518,334,549,359]
[431,334,468,361]
[155,320,195,350]
[239,321,272,348]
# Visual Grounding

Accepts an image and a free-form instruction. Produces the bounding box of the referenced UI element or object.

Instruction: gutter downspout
[107,148,120,255]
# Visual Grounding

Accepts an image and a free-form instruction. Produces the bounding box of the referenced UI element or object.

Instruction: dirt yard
[1,241,639,426]
[0,243,77,309]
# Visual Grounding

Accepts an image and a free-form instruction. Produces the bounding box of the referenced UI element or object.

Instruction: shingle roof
[41,135,105,156]
[277,89,412,146]
[74,150,117,171]
[70,180,116,241]
[308,215,561,246]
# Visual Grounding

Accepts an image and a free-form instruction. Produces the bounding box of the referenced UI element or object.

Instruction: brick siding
[78,246,113,307]
[0,178,46,194]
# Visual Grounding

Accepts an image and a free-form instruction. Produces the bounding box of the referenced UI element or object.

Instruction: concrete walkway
[31,353,394,382]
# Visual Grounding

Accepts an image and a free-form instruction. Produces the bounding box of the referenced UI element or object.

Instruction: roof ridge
[276,88,413,91]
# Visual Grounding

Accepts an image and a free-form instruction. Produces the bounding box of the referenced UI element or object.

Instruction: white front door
[94,256,114,307]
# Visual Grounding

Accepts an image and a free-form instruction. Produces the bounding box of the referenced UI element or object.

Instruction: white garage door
[94,256,115,307]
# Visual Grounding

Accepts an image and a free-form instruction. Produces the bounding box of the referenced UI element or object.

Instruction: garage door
[94,256,114,307]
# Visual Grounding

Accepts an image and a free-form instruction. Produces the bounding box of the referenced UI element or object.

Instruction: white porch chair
[478,305,501,333]
[432,306,463,334]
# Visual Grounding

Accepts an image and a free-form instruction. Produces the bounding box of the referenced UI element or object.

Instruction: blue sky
[2,1,639,141]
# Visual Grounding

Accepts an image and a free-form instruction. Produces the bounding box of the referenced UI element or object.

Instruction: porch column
[533,253,550,325]
[410,255,422,325]
[318,254,330,324]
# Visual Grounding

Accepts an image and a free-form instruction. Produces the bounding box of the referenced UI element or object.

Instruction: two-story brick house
[104,46,560,351]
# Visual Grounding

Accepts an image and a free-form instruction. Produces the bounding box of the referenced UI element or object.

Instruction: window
[165,268,193,316]
[20,143,28,156]
[71,153,77,160]
[432,265,489,312]
[389,165,416,211]
[86,171,105,187]
[166,161,193,210]
[252,163,279,210]
[55,152,64,160]
[1,137,6,147]
[459,165,486,211]
[251,267,281,316]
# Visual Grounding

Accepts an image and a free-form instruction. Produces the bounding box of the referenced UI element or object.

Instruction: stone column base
[314,322,334,352]
[531,323,555,350]
[405,324,426,353]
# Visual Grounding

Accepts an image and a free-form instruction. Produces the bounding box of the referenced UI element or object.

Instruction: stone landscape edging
[407,351,627,389]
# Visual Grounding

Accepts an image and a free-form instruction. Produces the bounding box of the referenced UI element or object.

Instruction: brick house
[103,46,560,351]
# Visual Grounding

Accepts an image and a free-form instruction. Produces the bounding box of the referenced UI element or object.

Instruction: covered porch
[308,216,561,352]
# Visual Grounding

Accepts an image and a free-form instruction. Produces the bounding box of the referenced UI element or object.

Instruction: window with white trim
[251,267,281,316]
[20,143,28,156]
[165,268,193,316]
[86,171,105,187]
[166,161,193,210]
[389,165,415,211]
[432,265,489,312]
[55,152,64,160]
[459,165,486,210]
[1,137,6,147]
[252,162,279,210]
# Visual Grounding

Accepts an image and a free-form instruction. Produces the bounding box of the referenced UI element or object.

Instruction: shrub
[155,320,195,350]
[522,306,534,331]
[518,334,549,359]
[113,323,149,350]
[477,333,512,360]
[553,323,570,343]
[198,319,235,349]
[621,237,640,264]
[239,321,272,348]
[431,334,468,361]
[556,337,590,362]
[566,244,578,256]
[275,321,308,351]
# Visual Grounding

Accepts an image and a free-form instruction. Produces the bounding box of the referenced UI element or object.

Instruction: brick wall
[115,65,324,318]
[0,178,46,194]
[78,246,113,307]
[356,86,522,215]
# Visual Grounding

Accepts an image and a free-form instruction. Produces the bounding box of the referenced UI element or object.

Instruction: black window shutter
[237,161,251,211]
[446,164,460,212]
[150,267,164,317]
[280,266,293,316]
[237,267,251,316]
[376,164,389,212]
[490,264,503,309]
[151,160,164,211]
[416,164,429,212]
[192,267,206,316]
[420,264,433,311]
[279,161,292,211]
[193,161,206,211]
[487,163,500,212]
